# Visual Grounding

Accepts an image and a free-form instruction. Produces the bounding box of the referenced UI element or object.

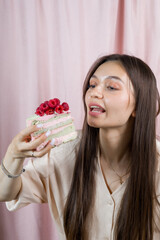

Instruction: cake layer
[32,118,73,137]
[26,112,70,126]
[36,131,77,151]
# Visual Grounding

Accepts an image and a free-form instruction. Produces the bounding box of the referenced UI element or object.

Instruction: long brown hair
[63,54,160,240]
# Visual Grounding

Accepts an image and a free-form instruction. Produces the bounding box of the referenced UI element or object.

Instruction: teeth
[90,105,105,113]
[90,106,100,109]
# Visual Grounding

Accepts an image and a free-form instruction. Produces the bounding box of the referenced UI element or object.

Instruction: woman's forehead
[94,61,127,77]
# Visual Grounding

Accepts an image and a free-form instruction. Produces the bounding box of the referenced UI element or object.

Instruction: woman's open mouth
[89,104,105,116]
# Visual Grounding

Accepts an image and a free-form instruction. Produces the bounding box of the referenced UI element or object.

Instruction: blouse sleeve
[6,157,48,211]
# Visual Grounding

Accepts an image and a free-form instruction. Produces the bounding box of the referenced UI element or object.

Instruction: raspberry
[62,102,69,111]
[48,98,60,109]
[39,102,49,112]
[55,105,64,114]
[45,108,54,115]
[35,107,45,116]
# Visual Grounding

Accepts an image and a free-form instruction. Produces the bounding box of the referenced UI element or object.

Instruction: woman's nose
[90,86,103,99]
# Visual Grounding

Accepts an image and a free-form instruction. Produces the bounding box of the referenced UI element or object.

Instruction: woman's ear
[132,110,136,117]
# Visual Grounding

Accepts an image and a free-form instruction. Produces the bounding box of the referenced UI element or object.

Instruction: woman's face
[85,61,135,130]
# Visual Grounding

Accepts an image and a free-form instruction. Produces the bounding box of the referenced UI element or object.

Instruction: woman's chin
[87,119,101,128]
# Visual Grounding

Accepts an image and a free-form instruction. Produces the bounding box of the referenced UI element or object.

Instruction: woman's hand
[6,125,52,160]
[0,125,53,201]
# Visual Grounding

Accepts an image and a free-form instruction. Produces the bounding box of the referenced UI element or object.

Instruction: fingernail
[37,123,43,128]
[37,145,44,151]
[50,138,55,146]
[45,130,51,137]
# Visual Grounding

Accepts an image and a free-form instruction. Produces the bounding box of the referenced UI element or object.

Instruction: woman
[0,54,160,240]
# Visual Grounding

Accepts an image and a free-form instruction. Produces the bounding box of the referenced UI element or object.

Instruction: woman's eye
[88,84,96,89]
[107,86,117,90]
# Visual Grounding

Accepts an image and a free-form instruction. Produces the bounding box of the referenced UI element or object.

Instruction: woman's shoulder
[32,130,82,177]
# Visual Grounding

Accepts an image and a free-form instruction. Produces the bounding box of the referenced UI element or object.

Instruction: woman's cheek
[85,91,91,103]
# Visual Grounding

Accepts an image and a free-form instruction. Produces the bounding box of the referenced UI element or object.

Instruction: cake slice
[26,98,77,151]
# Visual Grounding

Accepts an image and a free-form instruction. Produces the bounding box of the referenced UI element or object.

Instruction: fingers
[19,133,48,151]
[8,140,52,159]
[28,142,52,158]
[17,127,54,158]
[9,124,56,160]
[17,125,40,142]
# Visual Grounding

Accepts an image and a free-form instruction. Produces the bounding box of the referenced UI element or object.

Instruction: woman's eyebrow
[90,74,98,79]
[107,76,124,83]
[91,74,124,83]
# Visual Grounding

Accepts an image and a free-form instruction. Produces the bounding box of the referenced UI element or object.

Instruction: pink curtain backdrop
[0,0,160,239]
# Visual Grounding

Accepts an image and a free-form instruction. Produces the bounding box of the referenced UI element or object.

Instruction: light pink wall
[0,0,160,239]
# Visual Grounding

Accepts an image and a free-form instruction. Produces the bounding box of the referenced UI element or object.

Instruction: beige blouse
[6,133,160,240]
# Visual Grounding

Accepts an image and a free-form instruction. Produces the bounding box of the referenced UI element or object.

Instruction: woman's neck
[99,120,134,168]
